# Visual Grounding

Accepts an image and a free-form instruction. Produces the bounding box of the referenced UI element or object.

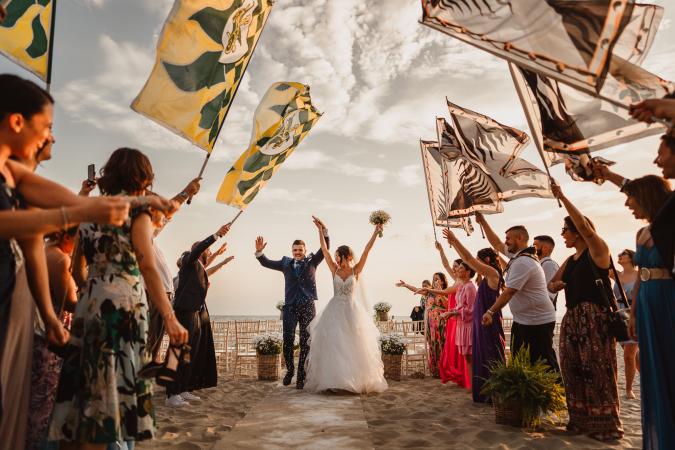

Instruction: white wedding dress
[304,270,388,393]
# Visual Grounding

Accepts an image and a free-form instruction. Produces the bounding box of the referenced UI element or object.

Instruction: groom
[255,227,329,389]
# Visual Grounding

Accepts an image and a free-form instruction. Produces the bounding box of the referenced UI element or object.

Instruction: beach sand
[139,346,642,449]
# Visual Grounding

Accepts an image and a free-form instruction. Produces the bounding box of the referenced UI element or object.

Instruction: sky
[2,0,674,318]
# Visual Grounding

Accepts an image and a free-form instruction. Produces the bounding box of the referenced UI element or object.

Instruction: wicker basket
[493,397,525,427]
[376,311,389,322]
[257,354,281,381]
[382,353,403,381]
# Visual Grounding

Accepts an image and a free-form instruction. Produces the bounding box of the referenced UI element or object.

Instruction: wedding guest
[49,148,188,448]
[26,227,78,450]
[145,178,202,365]
[624,175,675,450]
[166,224,233,407]
[477,213,559,372]
[0,74,132,449]
[437,259,469,387]
[614,249,639,399]
[533,235,559,309]
[548,183,623,441]
[443,229,505,403]
[443,260,476,389]
[397,272,449,377]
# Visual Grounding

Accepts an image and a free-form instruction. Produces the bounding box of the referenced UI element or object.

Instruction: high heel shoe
[154,344,191,387]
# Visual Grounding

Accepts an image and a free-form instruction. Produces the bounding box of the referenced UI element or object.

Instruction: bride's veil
[354,273,373,317]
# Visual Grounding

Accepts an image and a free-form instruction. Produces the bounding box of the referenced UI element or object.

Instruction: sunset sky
[2,0,673,318]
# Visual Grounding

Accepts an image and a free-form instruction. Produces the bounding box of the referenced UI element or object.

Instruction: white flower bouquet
[275,300,285,311]
[369,210,391,237]
[253,332,284,355]
[373,302,392,313]
[378,334,407,355]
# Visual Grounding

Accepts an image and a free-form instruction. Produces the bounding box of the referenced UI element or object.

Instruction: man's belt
[639,267,671,281]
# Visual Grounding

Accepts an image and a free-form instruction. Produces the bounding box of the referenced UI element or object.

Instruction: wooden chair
[233,320,261,380]
[403,320,427,376]
[391,320,406,334]
[266,320,283,333]
[211,321,230,372]
[502,317,513,356]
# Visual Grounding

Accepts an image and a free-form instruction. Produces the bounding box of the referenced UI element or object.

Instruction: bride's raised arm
[354,224,382,278]
[313,216,336,273]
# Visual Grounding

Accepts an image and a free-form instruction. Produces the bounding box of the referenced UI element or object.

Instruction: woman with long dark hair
[49,148,188,449]
[548,183,622,441]
[624,175,675,450]
[442,229,504,403]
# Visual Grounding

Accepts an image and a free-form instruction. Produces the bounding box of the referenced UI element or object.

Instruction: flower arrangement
[481,347,566,428]
[369,210,391,237]
[253,333,283,355]
[378,334,407,355]
[373,302,392,313]
[275,300,284,311]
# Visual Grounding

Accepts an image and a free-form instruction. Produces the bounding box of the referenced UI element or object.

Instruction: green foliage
[481,347,566,428]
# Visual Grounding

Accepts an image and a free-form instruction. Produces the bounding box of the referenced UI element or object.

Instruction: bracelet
[486,309,495,316]
[59,207,70,230]
[178,191,188,200]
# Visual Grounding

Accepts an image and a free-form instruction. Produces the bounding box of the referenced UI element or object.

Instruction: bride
[304,216,388,394]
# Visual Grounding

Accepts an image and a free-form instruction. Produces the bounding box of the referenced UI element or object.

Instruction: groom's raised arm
[312,229,330,266]
[255,236,284,271]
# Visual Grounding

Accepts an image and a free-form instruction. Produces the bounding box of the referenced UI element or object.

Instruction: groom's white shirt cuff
[255,251,264,258]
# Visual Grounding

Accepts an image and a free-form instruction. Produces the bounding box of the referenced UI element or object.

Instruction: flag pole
[420,143,438,242]
[186,152,211,205]
[45,0,57,92]
[228,209,244,226]
[478,222,486,239]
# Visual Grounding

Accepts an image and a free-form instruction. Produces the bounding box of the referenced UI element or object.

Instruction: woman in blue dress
[624,175,675,450]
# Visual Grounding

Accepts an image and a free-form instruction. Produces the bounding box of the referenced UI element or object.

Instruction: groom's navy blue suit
[256,236,329,383]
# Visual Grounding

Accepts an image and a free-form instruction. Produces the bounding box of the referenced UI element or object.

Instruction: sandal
[138,359,163,379]
[154,344,191,387]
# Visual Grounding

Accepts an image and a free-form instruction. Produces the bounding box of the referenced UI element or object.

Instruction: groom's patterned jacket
[256,236,330,306]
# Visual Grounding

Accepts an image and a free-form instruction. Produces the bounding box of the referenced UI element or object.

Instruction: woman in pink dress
[447,261,477,387]
[437,259,468,387]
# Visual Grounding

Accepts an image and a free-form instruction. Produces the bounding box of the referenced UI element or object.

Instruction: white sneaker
[180,391,201,401]
[166,395,189,407]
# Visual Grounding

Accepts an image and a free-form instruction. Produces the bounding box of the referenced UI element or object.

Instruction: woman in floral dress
[49,148,188,449]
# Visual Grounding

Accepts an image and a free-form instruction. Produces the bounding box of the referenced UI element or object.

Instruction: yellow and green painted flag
[217,82,321,209]
[0,0,55,82]
[132,0,274,152]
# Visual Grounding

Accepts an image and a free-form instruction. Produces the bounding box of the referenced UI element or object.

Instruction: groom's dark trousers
[282,302,315,378]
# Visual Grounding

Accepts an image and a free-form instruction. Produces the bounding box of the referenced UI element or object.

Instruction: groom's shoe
[283,371,294,386]
[296,379,305,390]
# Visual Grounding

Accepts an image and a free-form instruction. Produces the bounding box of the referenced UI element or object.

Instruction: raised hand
[145,196,179,214]
[214,242,228,256]
[217,223,231,237]
[374,223,384,235]
[474,212,485,225]
[395,280,407,288]
[550,181,564,200]
[629,98,675,123]
[224,255,235,264]
[79,178,97,196]
[183,177,202,197]
[255,236,267,253]
[442,228,457,244]
[312,215,326,231]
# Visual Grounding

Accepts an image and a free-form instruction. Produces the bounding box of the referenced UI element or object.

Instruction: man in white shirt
[533,235,560,309]
[476,214,560,372]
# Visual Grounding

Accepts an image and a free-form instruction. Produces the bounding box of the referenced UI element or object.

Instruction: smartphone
[87,164,95,185]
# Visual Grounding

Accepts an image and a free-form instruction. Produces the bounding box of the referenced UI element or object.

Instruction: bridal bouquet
[253,333,283,355]
[378,334,407,355]
[369,210,391,237]
[275,300,284,311]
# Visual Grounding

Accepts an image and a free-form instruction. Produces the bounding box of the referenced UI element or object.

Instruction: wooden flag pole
[479,222,486,239]
[186,152,211,205]
[228,209,244,226]
[44,0,57,92]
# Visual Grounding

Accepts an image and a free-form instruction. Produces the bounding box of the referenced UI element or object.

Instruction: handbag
[587,253,631,343]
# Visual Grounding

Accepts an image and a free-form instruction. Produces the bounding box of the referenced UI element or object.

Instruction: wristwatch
[619,178,631,193]
[177,191,189,200]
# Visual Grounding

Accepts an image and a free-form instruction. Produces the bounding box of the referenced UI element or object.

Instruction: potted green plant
[253,333,283,381]
[373,302,392,322]
[481,347,566,429]
[378,334,406,381]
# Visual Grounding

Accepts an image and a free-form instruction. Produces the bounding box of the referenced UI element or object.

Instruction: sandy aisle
[140,347,641,449]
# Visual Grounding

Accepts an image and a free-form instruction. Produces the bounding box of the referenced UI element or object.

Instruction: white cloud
[286,150,387,184]
[397,164,422,186]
